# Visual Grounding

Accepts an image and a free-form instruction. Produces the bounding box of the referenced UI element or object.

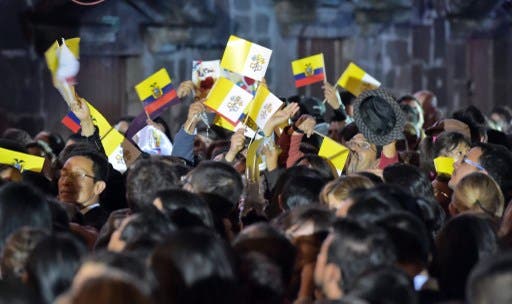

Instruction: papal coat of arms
[249,54,266,73]
[258,103,273,121]
[227,96,243,112]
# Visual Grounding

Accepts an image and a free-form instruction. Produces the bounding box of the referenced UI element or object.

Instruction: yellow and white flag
[247,85,283,130]
[318,137,350,172]
[220,35,272,81]
[336,62,380,96]
[204,77,254,125]
[0,148,45,173]
[434,156,455,176]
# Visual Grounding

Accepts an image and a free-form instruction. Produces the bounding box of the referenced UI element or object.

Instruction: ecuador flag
[220,35,272,81]
[0,148,45,173]
[134,68,179,115]
[291,53,325,88]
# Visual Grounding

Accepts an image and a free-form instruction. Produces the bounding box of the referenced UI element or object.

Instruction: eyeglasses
[347,139,375,151]
[462,156,485,171]
[60,170,96,181]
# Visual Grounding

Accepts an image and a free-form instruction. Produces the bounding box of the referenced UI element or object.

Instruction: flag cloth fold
[0,148,45,173]
[247,85,283,130]
[204,77,254,125]
[291,53,325,87]
[220,35,272,81]
[134,68,180,115]
[318,136,350,171]
[336,62,380,96]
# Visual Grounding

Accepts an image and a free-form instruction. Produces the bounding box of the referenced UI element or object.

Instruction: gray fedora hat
[353,88,405,146]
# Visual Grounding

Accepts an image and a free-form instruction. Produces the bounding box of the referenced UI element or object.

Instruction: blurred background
[0,0,511,137]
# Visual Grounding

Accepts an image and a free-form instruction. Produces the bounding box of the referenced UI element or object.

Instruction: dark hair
[61,147,110,182]
[119,209,175,251]
[280,174,326,210]
[155,189,214,228]
[233,223,296,289]
[432,214,498,300]
[329,219,397,292]
[294,154,337,180]
[383,163,436,202]
[474,142,512,202]
[0,279,38,304]
[467,252,512,304]
[25,233,87,304]
[126,158,180,211]
[238,252,285,304]
[376,212,430,268]
[70,276,151,304]
[188,160,243,206]
[1,227,49,280]
[2,128,32,146]
[153,116,172,142]
[0,182,52,252]
[348,266,418,304]
[433,131,470,157]
[452,106,486,144]
[150,229,238,304]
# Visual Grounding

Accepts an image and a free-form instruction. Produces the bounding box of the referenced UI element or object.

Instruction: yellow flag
[134,68,173,102]
[87,102,112,139]
[318,137,349,171]
[44,38,80,77]
[336,62,380,96]
[247,85,283,130]
[434,156,455,176]
[291,53,325,87]
[220,35,272,81]
[204,77,254,125]
[101,128,125,157]
[0,148,45,173]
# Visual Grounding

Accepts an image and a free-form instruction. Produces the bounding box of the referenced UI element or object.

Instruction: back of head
[2,128,32,146]
[376,212,431,271]
[126,158,180,211]
[454,172,505,218]
[383,163,435,201]
[26,233,87,304]
[1,227,49,281]
[119,209,175,252]
[188,160,243,207]
[0,182,52,252]
[475,142,512,202]
[348,267,418,304]
[155,189,214,228]
[233,223,296,288]
[433,213,498,300]
[150,229,238,304]
[70,276,151,304]
[467,252,512,304]
[329,219,397,292]
[320,175,374,209]
[281,174,326,210]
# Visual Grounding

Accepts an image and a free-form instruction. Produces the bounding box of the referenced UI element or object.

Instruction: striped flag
[61,111,81,133]
[0,147,45,173]
[318,136,349,172]
[336,62,380,96]
[247,85,283,130]
[204,77,254,125]
[134,68,180,115]
[291,53,325,88]
[220,35,272,81]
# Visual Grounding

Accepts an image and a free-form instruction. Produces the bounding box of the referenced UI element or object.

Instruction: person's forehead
[63,155,94,170]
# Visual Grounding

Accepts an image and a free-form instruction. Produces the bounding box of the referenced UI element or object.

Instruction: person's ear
[93,180,106,195]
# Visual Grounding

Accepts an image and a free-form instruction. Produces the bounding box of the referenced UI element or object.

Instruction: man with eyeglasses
[449,143,512,204]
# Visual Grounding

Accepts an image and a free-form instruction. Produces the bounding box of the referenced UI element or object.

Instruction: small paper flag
[220,35,272,81]
[291,53,325,87]
[247,85,283,130]
[134,68,179,115]
[0,148,45,173]
[204,77,254,125]
[336,62,380,96]
[434,156,455,176]
[318,136,350,171]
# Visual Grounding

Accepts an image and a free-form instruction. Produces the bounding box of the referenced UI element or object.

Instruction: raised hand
[70,96,94,137]
[184,101,206,134]
[225,128,246,162]
[322,81,341,110]
[262,102,300,136]
[294,114,316,138]
[177,80,195,99]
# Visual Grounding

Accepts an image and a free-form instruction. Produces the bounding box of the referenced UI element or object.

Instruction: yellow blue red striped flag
[291,53,325,87]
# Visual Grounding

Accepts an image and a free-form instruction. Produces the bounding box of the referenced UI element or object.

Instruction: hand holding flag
[262,102,300,136]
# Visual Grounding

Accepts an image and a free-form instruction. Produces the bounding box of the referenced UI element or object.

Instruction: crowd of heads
[0,83,512,304]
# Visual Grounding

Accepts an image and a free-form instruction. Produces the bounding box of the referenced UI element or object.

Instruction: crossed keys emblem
[227,96,243,112]
[249,54,266,73]
[150,82,163,99]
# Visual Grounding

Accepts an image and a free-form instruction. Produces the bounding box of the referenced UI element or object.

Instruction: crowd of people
[1,77,512,304]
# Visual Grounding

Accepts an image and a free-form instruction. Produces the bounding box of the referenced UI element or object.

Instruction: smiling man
[58,150,109,230]
[449,143,512,204]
